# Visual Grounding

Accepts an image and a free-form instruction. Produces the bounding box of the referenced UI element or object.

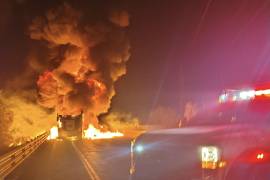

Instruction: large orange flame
[47,126,59,140]
[83,124,123,140]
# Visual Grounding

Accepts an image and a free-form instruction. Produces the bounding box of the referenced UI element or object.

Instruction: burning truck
[29,4,129,141]
[50,112,124,140]
[57,112,83,139]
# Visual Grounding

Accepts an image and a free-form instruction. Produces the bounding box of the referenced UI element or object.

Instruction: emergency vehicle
[131,87,270,180]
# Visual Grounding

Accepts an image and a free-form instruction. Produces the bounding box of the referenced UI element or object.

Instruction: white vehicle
[131,87,270,180]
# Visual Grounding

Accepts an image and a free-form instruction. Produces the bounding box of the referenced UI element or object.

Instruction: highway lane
[5,137,134,180]
[6,140,91,180]
[74,138,133,180]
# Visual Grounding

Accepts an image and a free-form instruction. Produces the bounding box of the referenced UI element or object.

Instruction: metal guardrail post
[0,132,49,179]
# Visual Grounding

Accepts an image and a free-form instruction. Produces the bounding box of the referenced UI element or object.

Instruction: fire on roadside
[47,122,124,140]
[47,126,59,140]
[83,124,123,140]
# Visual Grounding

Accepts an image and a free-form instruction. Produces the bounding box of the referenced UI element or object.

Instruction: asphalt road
[74,139,132,180]
[6,138,133,180]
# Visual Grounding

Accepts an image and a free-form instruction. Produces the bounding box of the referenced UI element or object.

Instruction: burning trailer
[50,111,124,140]
[57,112,83,139]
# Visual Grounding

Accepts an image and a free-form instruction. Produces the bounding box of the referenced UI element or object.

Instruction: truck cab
[131,88,270,180]
[57,113,83,139]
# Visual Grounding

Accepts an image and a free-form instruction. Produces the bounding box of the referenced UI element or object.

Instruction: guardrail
[0,132,49,179]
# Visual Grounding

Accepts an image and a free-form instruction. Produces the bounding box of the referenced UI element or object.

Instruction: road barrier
[0,132,49,179]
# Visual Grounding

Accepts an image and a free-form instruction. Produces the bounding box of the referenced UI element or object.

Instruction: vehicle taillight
[239,149,270,163]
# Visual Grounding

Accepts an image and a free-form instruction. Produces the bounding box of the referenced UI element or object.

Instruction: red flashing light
[240,149,270,163]
[256,153,264,160]
[219,88,270,103]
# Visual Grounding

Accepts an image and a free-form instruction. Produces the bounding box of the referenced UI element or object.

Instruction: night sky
[1,0,270,119]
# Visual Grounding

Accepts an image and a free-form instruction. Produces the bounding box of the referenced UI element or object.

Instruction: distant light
[219,89,256,103]
[255,90,264,96]
[219,94,227,103]
[219,87,270,103]
[255,89,270,96]
[263,89,270,95]
[218,161,227,168]
[239,90,255,100]
[135,145,144,153]
[232,95,237,101]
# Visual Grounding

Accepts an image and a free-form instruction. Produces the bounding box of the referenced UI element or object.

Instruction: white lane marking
[72,142,101,180]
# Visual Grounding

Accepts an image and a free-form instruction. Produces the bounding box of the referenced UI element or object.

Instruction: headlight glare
[135,144,144,153]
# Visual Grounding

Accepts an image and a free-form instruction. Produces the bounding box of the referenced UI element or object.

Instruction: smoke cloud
[30,3,130,127]
[178,101,198,127]
[147,102,198,128]
[0,2,130,148]
[0,91,56,149]
[147,106,179,128]
[101,111,144,138]
[0,96,13,150]
[102,111,140,131]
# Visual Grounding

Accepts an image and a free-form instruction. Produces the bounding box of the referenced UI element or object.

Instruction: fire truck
[57,112,83,139]
[131,87,270,180]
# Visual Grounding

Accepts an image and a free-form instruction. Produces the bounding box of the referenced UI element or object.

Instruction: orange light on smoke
[37,71,54,86]
[87,79,106,100]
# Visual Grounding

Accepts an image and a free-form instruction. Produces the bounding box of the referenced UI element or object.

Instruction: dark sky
[113,0,270,118]
[1,0,270,119]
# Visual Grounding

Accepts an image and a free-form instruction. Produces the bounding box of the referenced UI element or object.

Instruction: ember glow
[83,124,123,140]
[47,126,59,140]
